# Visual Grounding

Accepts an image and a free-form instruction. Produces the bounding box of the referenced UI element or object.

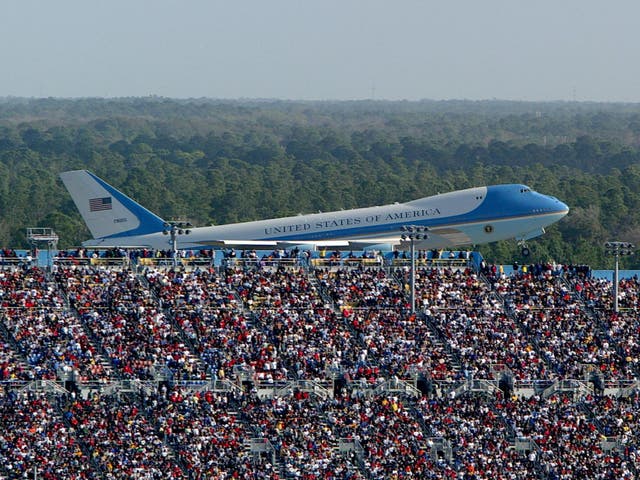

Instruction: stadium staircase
[51,267,122,382]
[389,265,465,379]
[575,399,639,477]
[55,396,109,477]
[243,437,279,474]
[563,272,640,393]
[420,313,464,379]
[64,308,117,383]
[477,270,558,382]
[0,319,31,380]
[139,272,211,381]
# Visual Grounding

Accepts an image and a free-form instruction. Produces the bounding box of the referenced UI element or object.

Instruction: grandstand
[0,249,638,479]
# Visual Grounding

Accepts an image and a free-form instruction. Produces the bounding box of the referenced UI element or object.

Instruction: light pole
[162,221,192,267]
[604,241,635,313]
[401,226,429,314]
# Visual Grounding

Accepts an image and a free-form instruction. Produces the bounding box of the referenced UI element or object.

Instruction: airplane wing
[193,227,472,251]
[424,227,472,246]
[193,238,399,251]
[196,239,281,250]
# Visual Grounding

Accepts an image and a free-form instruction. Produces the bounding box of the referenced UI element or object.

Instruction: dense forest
[2,97,640,267]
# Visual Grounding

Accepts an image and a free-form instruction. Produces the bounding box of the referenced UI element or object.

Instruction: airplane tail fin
[59,170,166,240]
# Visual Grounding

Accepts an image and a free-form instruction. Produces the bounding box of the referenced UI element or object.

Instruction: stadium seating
[0,253,638,478]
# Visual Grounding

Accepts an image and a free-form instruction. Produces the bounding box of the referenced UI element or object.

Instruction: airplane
[60,170,569,255]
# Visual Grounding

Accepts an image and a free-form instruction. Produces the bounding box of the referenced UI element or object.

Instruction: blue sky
[2,0,639,101]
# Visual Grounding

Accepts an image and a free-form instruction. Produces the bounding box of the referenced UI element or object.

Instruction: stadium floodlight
[163,220,193,267]
[401,225,430,314]
[604,241,635,313]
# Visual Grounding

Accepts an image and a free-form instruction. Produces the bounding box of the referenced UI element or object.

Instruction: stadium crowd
[0,251,639,478]
[56,266,202,380]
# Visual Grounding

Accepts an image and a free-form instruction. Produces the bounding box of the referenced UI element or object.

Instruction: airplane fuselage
[77,182,568,251]
[59,170,569,251]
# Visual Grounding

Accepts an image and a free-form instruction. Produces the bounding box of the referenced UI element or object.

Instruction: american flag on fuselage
[89,197,112,212]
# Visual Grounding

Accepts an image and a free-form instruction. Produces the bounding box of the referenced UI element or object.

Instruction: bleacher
[0,250,638,478]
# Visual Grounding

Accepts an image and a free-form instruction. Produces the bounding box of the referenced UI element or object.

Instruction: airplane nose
[558,200,570,215]
[546,195,569,215]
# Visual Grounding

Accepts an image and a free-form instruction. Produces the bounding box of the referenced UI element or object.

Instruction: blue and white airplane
[60,170,569,254]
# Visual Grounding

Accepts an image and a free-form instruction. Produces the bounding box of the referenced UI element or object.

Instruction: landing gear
[517,240,531,257]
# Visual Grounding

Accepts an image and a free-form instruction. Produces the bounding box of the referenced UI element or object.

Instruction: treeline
[2,97,640,267]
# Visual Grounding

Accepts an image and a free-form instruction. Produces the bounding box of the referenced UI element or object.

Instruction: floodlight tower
[27,227,59,270]
[604,241,635,313]
[401,226,429,314]
[162,221,192,267]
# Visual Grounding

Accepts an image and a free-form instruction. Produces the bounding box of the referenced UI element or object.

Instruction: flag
[89,197,112,212]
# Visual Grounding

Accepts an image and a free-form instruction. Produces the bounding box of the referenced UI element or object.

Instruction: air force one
[60,170,569,254]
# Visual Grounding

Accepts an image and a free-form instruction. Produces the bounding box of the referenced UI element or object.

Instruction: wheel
[521,247,530,257]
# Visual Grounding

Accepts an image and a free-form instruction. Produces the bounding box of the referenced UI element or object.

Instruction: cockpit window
[519,187,531,193]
